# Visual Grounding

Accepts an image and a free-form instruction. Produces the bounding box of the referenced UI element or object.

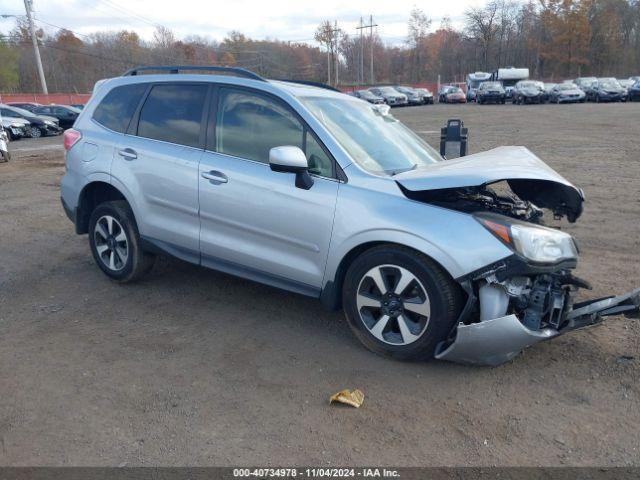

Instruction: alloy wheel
[30,127,42,138]
[356,264,431,345]
[93,215,128,271]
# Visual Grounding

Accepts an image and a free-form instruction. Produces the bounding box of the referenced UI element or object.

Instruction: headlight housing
[44,120,55,126]
[476,214,578,264]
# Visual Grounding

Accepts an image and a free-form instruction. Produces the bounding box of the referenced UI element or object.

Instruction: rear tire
[88,200,156,283]
[342,245,462,361]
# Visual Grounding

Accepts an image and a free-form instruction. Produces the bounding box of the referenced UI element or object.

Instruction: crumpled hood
[394,146,585,221]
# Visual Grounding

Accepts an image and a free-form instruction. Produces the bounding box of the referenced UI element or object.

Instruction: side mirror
[269,146,314,190]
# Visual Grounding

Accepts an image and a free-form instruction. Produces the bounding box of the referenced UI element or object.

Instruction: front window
[215,89,334,177]
[448,87,462,94]
[482,82,502,90]
[300,97,441,176]
[600,80,620,89]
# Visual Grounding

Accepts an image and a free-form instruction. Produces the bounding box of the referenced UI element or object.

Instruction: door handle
[201,170,228,184]
[118,148,137,160]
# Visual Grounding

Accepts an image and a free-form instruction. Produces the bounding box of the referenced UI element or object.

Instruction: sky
[0,0,485,46]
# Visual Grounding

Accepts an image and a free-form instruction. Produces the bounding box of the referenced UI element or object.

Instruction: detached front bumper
[435,272,640,366]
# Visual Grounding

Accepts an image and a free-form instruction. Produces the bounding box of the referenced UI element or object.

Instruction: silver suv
[61,66,639,366]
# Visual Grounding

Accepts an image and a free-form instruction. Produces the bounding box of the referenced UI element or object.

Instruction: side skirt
[140,235,321,299]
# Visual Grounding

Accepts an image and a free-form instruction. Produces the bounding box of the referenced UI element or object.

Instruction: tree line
[0,0,639,93]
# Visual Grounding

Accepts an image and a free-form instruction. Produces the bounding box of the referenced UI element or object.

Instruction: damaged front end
[394,146,639,366]
[435,255,640,366]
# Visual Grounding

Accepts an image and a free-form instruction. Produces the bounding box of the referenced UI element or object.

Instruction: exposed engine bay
[400,183,547,224]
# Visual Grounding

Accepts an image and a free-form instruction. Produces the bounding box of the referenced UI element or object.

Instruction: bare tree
[465,1,500,70]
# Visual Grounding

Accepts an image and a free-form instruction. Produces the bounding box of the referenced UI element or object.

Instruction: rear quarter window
[93,83,147,133]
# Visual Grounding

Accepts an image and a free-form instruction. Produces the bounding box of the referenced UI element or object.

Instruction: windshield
[518,81,538,88]
[358,90,374,98]
[483,82,502,89]
[379,87,398,95]
[558,84,576,90]
[448,87,462,94]
[600,80,620,89]
[301,97,441,175]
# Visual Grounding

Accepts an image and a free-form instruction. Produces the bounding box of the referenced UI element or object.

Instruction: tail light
[63,129,81,151]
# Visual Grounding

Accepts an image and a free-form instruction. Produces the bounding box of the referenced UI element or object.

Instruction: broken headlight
[475,213,578,264]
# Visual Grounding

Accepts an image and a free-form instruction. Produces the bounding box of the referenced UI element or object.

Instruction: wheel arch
[320,234,462,311]
[76,181,130,234]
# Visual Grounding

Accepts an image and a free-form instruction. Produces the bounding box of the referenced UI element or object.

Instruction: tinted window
[216,89,303,163]
[138,84,207,147]
[94,84,147,133]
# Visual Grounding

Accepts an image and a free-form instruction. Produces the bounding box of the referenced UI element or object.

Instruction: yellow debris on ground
[329,389,364,408]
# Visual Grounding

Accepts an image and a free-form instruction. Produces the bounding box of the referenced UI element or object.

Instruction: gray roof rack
[122,65,266,82]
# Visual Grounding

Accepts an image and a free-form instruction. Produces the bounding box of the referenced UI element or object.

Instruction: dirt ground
[0,102,639,467]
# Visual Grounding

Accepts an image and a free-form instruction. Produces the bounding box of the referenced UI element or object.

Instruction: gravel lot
[0,103,639,467]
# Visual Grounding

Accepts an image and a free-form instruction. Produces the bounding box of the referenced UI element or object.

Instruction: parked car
[627,80,640,101]
[352,90,385,104]
[1,116,30,140]
[476,81,506,104]
[414,88,434,104]
[442,87,466,104]
[368,86,408,107]
[543,83,557,101]
[32,104,81,128]
[393,86,423,106]
[548,83,586,103]
[589,78,627,102]
[574,77,597,92]
[511,80,546,104]
[0,104,62,138]
[71,104,86,110]
[618,79,634,97]
[438,85,454,103]
[60,65,639,366]
[6,102,42,113]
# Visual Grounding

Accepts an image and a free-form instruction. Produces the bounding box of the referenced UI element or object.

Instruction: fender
[320,229,465,311]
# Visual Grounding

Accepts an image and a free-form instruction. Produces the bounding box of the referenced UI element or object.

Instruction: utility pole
[326,45,331,85]
[334,21,339,87]
[356,17,364,85]
[23,0,47,94]
[357,16,377,85]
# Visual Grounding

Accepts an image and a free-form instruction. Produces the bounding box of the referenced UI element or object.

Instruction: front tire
[88,200,155,283]
[342,245,462,361]
[30,126,42,138]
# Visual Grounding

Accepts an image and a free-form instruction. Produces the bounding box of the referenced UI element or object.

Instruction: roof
[96,73,350,102]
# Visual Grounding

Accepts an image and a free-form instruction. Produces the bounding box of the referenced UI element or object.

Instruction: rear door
[198,86,339,294]
[111,82,209,260]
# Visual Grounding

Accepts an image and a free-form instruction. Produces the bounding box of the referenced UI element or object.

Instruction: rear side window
[137,84,207,148]
[93,84,147,133]
[216,89,303,163]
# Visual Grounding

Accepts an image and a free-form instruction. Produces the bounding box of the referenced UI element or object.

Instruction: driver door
[198,87,339,294]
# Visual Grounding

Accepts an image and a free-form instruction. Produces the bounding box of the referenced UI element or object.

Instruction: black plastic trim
[140,235,321,299]
[456,254,578,283]
[123,65,266,82]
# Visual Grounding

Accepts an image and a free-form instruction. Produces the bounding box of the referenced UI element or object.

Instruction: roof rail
[122,65,266,82]
[273,79,342,92]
